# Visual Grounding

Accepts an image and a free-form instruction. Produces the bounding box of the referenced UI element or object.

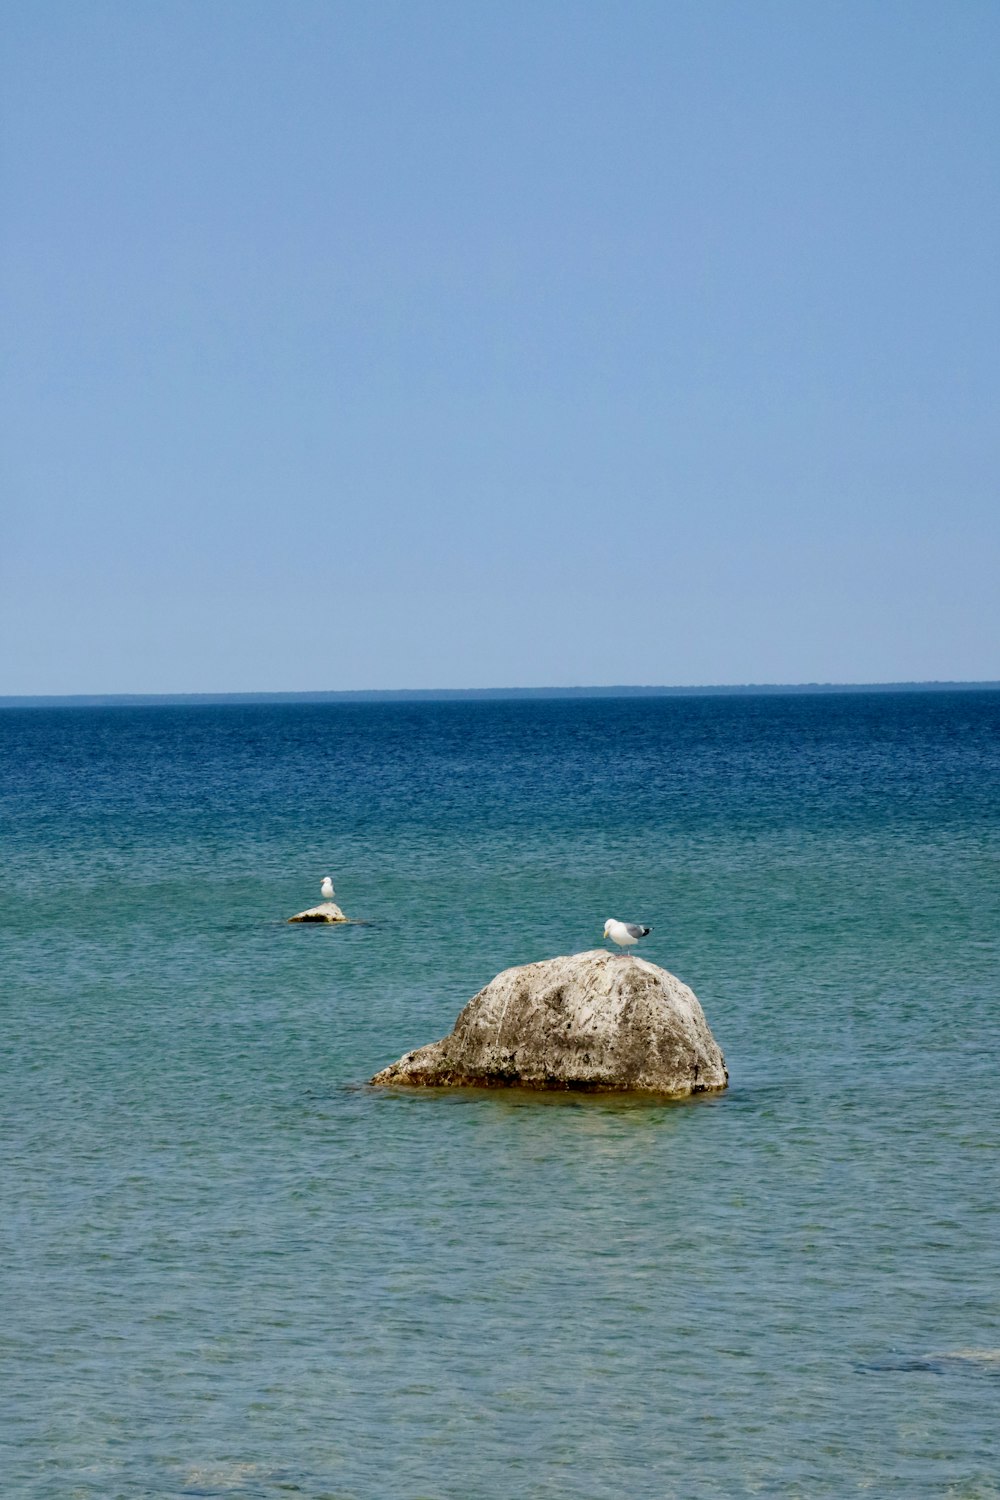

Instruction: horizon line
[2,680,1000,708]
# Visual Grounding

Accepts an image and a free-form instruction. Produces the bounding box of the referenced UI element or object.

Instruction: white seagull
[320,876,336,901]
[603,918,651,955]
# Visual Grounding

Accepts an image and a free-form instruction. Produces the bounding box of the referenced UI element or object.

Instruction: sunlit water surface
[2,694,999,1498]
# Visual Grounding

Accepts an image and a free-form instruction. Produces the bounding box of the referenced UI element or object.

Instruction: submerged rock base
[371,949,727,1096]
[288,902,348,923]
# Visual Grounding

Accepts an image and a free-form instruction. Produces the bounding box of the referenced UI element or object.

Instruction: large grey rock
[288,901,348,923]
[371,949,727,1096]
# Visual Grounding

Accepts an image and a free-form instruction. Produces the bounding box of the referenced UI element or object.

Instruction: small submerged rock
[860,1348,1000,1378]
[288,901,349,924]
[371,949,727,1096]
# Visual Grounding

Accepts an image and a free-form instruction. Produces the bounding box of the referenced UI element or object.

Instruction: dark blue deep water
[2,693,999,1498]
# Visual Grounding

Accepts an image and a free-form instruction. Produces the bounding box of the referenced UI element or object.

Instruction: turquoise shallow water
[2,693,999,1498]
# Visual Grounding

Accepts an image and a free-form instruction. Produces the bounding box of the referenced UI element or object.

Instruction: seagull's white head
[603,919,613,937]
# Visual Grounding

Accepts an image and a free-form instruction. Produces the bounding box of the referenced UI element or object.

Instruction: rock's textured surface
[288,902,348,923]
[371,949,727,1096]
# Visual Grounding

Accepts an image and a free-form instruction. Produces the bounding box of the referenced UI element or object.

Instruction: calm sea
[2,693,999,1498]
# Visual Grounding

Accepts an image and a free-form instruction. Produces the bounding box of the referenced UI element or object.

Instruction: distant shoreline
[2,681,999,709]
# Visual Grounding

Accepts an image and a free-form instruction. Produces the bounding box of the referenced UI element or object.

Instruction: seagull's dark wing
[624,924,651,939]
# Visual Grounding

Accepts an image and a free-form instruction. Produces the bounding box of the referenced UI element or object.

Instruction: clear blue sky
[2,0,997,693]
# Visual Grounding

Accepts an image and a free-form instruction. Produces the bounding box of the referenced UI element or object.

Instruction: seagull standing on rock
[320,876,336,901]
[603,918,651,956]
